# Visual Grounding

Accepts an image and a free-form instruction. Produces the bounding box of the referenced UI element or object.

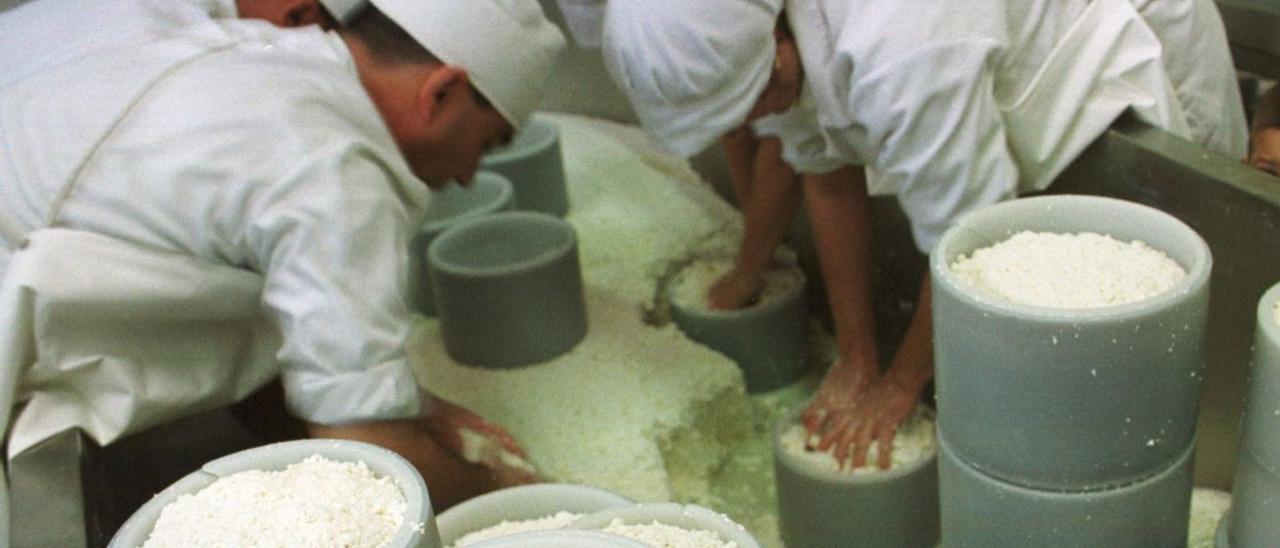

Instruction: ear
[416,65,470,128]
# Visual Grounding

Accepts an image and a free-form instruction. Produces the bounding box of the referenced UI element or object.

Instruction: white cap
[318,0,366,24]
[602,0,781,157]
[370,0,567,128]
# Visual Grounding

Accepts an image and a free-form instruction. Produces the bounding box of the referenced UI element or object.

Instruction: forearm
[885,274,934,396]
[802,166,878,368]
[721,126,759,206]
[735,137,802,274]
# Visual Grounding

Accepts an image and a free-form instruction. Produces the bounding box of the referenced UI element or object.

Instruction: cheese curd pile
[950,231,1187,309]
[669,258,805,313]
[452,512,583,547]
[144,455,406,548]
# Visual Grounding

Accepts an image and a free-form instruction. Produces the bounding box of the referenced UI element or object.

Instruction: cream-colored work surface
[410,114,822,547]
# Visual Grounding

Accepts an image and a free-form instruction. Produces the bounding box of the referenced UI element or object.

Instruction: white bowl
[109,439,438,548]
[571,502,761,548]
[468,530,648,548]
[436,483,633,546]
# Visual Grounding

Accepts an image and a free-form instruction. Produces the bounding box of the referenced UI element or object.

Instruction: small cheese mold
[108,439,436,548]
[480,114,569,218]
[437,483,633,547]
[931,194,1212,490]
[668,258,808,393]
[428,211,588,368]
[772,401,939,548]
[411,171,516,315]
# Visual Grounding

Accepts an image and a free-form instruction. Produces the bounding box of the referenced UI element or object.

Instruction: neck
[341,35,424,147]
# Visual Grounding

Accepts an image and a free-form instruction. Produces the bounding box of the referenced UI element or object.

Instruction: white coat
[0,0,239,89]
[0,18,427,460]
[764,0,1247,251]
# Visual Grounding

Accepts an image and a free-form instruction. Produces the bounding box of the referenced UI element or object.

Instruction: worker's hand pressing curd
[706,265,766,310]
[803,359,919,470]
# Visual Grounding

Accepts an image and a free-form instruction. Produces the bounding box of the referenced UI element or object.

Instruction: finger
[817,412,853,452]
[470,420,528,458]
[851,417,876,469]
[831,419,860,469]
[877,423,897,470]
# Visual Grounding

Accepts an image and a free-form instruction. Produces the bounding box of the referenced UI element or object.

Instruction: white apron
[0,229,282,541]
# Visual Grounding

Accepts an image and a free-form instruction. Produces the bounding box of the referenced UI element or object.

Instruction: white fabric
[602,0,783,157]
[779,0,1243,251]
[0,0,239,89]
[603,0,1245,252]
[319,0,366,23]
[2,230,280,458]
[555,0,606,48]
[371,0,566,128]
[0,20,427,455]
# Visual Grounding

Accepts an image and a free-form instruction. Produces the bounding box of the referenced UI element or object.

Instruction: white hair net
[602,0,783,157]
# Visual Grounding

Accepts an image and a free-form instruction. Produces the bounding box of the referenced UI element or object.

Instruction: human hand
[806,375,919,470]
[706,267,765,310]
[422,396,540,487]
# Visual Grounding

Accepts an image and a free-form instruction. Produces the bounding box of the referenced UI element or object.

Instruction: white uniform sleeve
[247,145,423,425]
[840,41,1020,252]
[750,89,849,175]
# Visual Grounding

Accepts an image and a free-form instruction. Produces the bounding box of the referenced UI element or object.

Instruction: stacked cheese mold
[772,402,940,548]
[1224,281,1280,546]
[931,195,1212,546]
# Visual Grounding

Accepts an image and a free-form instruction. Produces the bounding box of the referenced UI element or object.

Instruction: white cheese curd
[143,455,406,548]
[949,231,1187,309]
[1272,297,1279,327]
[669,259,804,312]
[452,512,583,547]
[602,519,738,548]
[778,406,936,474]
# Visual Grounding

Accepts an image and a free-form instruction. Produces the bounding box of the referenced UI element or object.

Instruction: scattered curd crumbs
[670,259,804,311]
[143,455,406,548]
[779,406,936,474]
[603,519,738,548]
[949,231,1186,309]
[1187,487,1231,548]
[452,512,583,547]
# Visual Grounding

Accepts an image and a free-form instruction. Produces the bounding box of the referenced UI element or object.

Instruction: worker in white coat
[602,0,1246,468]
[0,0,565,512]
[0,0,369,90]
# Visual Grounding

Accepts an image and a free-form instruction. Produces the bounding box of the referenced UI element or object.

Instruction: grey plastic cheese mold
[1225,281,1280,547]
[938,431,1194,547]
[772,401,939,548]
[428,211,588,368]
[411,172,516,315]
[930,194,1212,490]
[479,115,569,217]
[668,259,808,393]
